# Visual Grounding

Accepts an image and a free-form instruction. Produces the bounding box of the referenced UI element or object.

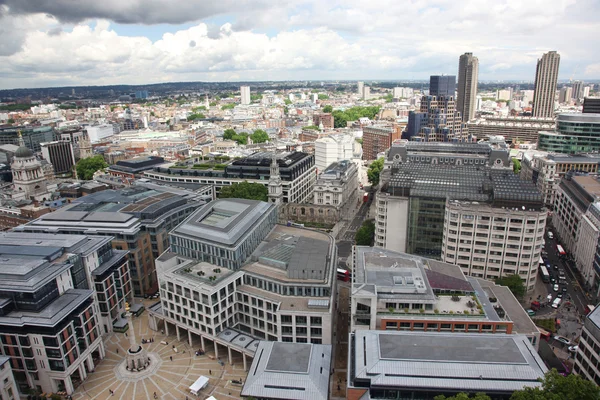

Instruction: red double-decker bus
[337,268,351,282]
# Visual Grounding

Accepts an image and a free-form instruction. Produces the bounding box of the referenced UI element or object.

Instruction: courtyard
[72,300,247,400]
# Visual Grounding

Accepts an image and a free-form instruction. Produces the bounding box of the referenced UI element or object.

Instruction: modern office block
[430,75,456,97]
[538,113,600,153]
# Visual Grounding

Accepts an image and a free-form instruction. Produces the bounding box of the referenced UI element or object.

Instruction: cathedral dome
[15,146,33,158]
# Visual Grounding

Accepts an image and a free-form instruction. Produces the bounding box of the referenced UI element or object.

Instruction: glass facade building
[538,113,600,153]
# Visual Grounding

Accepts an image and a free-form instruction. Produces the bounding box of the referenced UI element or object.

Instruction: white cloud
[0,0,599,88]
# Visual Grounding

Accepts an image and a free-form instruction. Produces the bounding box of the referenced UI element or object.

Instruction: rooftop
[170,199,276,247]
[242,341,331,400]
[351,331,547,394]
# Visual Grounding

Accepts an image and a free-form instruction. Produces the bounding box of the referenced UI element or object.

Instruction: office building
[314,134,356,172]
[559,86,573,103]
[145,151,316,203]
[347,330,546,399]
[583,97,600,114]
[84,124,114,144]
[363,86,371,100]
[312,112,334,129]
[14,182,204,296]
[0,126,54,153]
[151,200,336,368]
[107,155,166,179]
[538,113,600,153]
[467,116,554,144]
[430,75,456,97]
[412,94,468,142]
[313,160,358,211]
[457,52,479,122]
[135,90,148,99]
[520,152,600,206]
[572,80,585,101]
[0,357,18,400]
[241,341,331,400]
[574,306,600,385]
[532,51,560,118]
[357,81,364,96]
[240,86,251,105]
[40,140,76,178]
[0,232,123,395]
[573,202,600,291]
[362,125,401,160]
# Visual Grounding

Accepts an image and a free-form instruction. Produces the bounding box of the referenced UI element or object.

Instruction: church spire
[268,153,283,205]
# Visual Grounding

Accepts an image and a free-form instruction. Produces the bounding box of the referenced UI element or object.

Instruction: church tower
[11,131,47,199]
[268,154,283,205]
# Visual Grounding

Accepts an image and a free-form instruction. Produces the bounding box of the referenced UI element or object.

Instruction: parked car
[568,345,579,353]
[548,231,554,239]
[547,294,553,303]
[557,292,563,298]
[553,265,559,271]
[562,287,568,293]
[552,297,562,309]
[527,309,536,317]
[553,284,559,292]
[550,277,557,284]
[554,335,571,345]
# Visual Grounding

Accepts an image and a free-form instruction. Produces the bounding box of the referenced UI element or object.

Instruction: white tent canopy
[189,376,209,396]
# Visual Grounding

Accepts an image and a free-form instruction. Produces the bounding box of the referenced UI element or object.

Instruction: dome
[15,146,33,158]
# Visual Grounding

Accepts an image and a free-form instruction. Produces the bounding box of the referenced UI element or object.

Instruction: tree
[384,93,394,102]
[251,129,269,143]
[221,104,235,110]
[232,133,249,145]
[193,106,207,112]
[495,274,525,299]
[304,125,320,131]
[187,113,205,121]
[367,158,385,186]
[223,129,236,140]
[318,94,329,100]
[434,394,491,400]
[355,220,375,246]
[76,155,108,180]
[7,118,15,124]
[512,158,521,174]
[284,99,292,105]
[511,369,600,400]
[219,181,268,201]
[332,106,381,128]
[322,105,333,113]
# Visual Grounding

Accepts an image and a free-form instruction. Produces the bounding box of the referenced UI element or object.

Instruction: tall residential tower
[457,52,479,122]
[532,51,560,118]
[240,85,251,105]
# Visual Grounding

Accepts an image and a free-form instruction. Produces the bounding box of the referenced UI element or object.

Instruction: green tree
[318,94,329,100]
[7,118,15,124]
[187,113,205,120]
[76,155,108,180]
[193,106,207,112]
[251,129,269,143]
[232,132,249,145]
[384,93,394,102]
[511,369,600,400]
[304,125,320,131]
[434,394,491,400]
[512,158,521,174]
[367,158,385,186]
[223,129,236,140]
[221,104,235,110]
[219,181,268,201]
[495,274,525,299]
[209,101,217,106]
[284,99,292,105]
[332,106,381,128]
[322,105,333,113]
[250,94,262,102]
[355,220,375,246]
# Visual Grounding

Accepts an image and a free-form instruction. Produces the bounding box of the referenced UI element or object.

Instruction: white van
[552,297,562,309]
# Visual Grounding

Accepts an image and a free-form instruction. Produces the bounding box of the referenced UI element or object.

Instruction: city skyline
[0,0,599,89]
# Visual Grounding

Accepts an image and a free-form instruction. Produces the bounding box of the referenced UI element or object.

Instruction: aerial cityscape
[1,1,600,400]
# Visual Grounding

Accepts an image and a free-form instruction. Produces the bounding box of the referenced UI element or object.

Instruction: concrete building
[574,306,600,385]
[145,151,316,203]
[40,141,76,178]
[520,152,600,206]
[347,330,546,400]
[84,124,114,144]
[0,233,121,395]
[430,75,456,97]
[574,202,600,291]
[10,143,48,201]
[357,81,364,97]
[362,125,400,160]
[457,52,479,122]
[14,182,204,296]
[412,94,468,142]
[241,341,331,400]
[559,86,573,103]
[150,200,337,370]
[583,97,600,114]
[538,113,600,153]
[362,86,371,100]
[572,80,585,101]
[314,134,356,172]
[240,86,251,105]
[0,356,18,400]
[532,51,560,118]
[312,112,334,130]
[107,156,166,179]
[0,126,54,153]
[467,116,555,144]
[313,160,358,211]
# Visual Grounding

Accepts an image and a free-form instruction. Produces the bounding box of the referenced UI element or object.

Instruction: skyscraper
[240,85,251,105]
[357,81,364,96]
[457,52,479,122]
[429,75,456,97]
[532,51,560,118]
[572,80,584,100]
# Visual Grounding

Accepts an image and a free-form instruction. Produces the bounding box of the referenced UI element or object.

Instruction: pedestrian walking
[170,356,173,361]
[209,369,212,375]
[116,348,119,354]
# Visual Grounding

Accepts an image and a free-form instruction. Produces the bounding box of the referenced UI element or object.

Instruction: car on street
[553,284,559,292]
[553,265,559,271]
[568,345,579,353]
[552,297,562,308]
[548,231,554,239]
[554,335,571,345]
[550,277,557,284]
[562,287,568,293]
[526,309,536,317]
[557,292,563,298]
[547,294,553,303]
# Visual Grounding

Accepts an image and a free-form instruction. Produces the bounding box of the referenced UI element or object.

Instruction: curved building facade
[538,113,600,153]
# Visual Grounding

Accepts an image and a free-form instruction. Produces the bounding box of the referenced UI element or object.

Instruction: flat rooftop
[351,331,547,394]
[170,199,276,246]
[242,341,331,400]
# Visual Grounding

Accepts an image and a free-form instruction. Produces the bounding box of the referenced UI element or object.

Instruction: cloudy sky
[0,0,598,89]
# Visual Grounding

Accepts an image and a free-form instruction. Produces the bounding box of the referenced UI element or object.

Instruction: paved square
[72,300,248,400]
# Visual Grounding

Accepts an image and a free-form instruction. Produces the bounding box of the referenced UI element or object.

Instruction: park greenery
[187,113,205,121]
[355,220,375,246]
[304,125,320,131]
[284,99,292,105]
[512,158,521,174]
[250,129,269,143]
[367,158,385,186]
[221,103,236,110]
[219,181,268,202]
[318,94,329,100]
[223,128,248,145]
[332,106,380,128]
[495,274,525,299]
[75,155,108,180]
[322,105,333,113]
[0,104,32,111]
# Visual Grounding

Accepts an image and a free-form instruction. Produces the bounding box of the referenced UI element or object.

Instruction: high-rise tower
[532,51,560,118]
[457,52,479,122]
